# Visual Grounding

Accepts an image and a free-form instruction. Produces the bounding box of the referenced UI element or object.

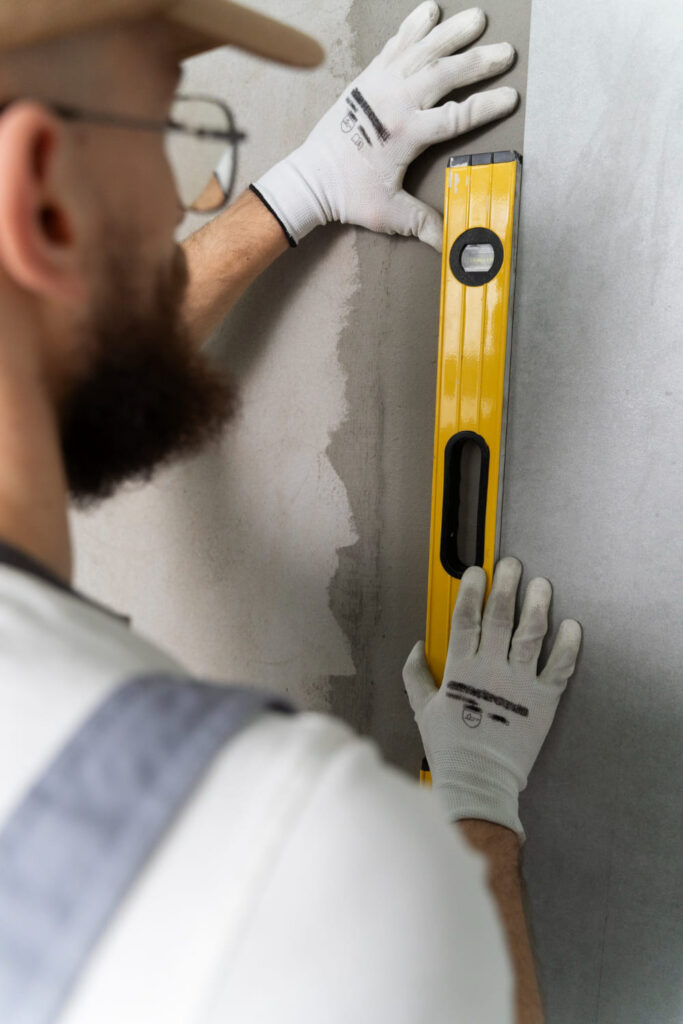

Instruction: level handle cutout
[440,431,490,578]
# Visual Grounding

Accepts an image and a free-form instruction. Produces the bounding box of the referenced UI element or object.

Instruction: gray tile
[502,1,683,1020]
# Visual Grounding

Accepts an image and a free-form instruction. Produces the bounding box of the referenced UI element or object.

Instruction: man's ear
[0,101,88,306]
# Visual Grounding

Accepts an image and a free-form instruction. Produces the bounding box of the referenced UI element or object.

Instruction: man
[0,1,581,1021]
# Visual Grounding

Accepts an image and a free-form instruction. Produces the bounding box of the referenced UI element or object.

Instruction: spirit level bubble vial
[421,151,523,787]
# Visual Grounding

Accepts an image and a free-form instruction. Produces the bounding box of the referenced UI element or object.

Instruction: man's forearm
[458,819,545,1024]
[181,186,289,351]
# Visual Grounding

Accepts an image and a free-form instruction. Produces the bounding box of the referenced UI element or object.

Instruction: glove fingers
[449,565,487,659]
[403,640,437,716]
[508,577,552,670]
[478,556,522,659]
[413,43,516,110]
[415,87,516,147]
[444,86,519,135]
[380,0,441,63]
[404,7,487,71]
[539,619,582,689]
[387,190,443,251]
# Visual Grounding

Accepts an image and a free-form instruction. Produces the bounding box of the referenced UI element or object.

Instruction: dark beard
[59,237,238,510]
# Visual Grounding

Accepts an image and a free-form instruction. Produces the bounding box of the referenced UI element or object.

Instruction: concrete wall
[71,1,682,1021]
[499,2,683,1020]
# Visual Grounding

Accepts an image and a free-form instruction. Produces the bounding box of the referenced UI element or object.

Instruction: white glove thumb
[386,191,444,252]
[403,640,438,716]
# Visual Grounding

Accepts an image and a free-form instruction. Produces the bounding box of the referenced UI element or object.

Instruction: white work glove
[403,558,582,845]
[235,2,518,251]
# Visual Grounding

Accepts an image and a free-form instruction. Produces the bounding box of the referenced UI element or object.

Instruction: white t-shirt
[0,549,514,1023]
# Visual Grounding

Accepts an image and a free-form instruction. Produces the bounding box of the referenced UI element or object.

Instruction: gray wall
[500,2,683,1021]
[71,1,682,1021]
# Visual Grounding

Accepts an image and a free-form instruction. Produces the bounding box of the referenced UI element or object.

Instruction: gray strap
[0,673,296,1024]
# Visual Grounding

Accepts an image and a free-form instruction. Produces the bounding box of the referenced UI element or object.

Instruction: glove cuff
[433,780,526,847]
[249,185,297,248]
[252,148,330,245]
[427,748,527,846]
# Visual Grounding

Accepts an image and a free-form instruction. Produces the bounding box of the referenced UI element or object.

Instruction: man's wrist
[458,818,545,1024]
[180,188,290,349]
[457,818,521,867]
[249,184,297,248]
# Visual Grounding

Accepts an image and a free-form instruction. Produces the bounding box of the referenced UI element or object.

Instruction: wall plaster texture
[71,0,530,733]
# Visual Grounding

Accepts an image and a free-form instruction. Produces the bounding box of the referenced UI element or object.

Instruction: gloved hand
[403,557,582,845]
[232,1,518,251]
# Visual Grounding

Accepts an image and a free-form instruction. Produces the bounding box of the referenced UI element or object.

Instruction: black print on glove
[446,679,532,720]
[358,125,372,146]
[449,696,492,728]
[350,88,390,143]
[340,109,357,133]
[453,697,508,729]
[461,703,491,728]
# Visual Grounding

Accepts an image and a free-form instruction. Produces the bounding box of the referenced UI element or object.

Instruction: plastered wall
[71,2,682,1021]
[72,0,530,746]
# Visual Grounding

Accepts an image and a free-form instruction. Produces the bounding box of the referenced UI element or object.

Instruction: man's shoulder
[206,702,485,881]
[209,706,516,1022]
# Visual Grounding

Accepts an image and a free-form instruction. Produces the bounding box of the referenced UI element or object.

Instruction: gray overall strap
[0,672,296,1024]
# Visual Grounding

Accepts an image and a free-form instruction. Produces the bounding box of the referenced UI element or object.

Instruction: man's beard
[58,236,238,510]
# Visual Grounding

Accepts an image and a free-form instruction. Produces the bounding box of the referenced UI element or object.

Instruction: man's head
[0,17,237,510]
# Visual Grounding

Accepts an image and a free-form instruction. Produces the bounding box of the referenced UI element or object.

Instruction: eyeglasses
[0,93,247,214]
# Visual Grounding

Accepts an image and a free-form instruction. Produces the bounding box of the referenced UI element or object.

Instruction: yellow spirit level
[420,151,522,787]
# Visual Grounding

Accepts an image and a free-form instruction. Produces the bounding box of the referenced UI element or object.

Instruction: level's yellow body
[420,152,522,787]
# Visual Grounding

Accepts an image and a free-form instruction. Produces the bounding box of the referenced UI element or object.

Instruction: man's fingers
[509,577,552,670]
[404,7,487,72]
[379,0,441,63]
[478,557,522,659]
[412,43,516,110]
[449,565,487,660]
[539,619,583,689]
